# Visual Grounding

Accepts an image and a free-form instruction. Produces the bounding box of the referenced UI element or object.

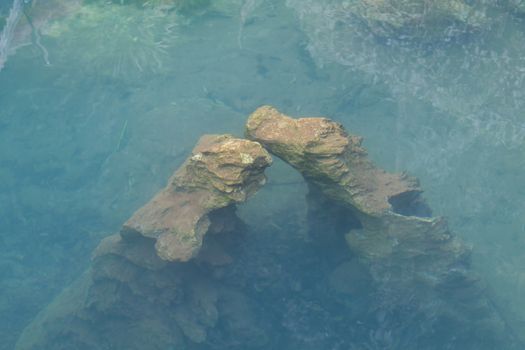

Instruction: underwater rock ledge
[246,105,518,348]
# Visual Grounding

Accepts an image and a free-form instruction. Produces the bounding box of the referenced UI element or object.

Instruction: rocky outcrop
[507,0,525,15]
[121,134,272,262]
[15,108,520,350]
[246,105,514,348]
[15,134,271,350]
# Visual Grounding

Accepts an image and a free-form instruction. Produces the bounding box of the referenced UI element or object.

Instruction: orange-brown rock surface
[246,106,510,345]
[15,134,272,350]
[121,134,272,261]
[14,108,519,350]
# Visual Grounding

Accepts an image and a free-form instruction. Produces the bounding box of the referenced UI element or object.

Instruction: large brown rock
[121,134,272,261]
[15,134,272,350]
[287,0,488,44]
[246,106,511,347]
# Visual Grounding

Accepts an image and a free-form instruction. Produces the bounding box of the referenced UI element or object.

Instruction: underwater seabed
[0,0,525,349]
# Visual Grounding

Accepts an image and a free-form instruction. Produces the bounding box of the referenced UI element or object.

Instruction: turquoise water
[1,0,524,349]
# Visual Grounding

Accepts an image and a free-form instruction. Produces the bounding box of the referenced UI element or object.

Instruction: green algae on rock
[121,134,272,261]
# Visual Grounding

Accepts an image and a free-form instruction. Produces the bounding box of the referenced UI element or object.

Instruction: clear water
[1,0,524,349]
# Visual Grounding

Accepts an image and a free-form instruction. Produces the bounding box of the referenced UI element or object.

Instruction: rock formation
[335,0,487,41]
[15,134,272,350]
[121,134,272,262]
[15,108,520,350]
[246,105,516,348]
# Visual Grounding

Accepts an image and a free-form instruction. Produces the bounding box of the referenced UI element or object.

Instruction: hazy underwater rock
[41,2,180,81]
[246,105,517,348]
[15,134,271,350]
[310,0,488,42]
[245,105,426,218]
[15,108,521,349]
[121,134,272,261]
[113,0,211,13]
[0,0,82,71]
[507,0,525,14]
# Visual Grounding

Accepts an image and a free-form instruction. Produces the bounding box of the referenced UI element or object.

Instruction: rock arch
[16,107,519,350]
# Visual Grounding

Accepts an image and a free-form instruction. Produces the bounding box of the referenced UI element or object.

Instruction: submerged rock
[507,0,525,14]
[245,105,425,217]
[113,0,211,13]
[246,105,515,348]
[121,134,271,261]
[337,0,487,42]
[15,134,272,350]
[15,108,520,350]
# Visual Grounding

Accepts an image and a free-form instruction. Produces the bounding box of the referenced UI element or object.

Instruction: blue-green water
[1,0,524,349]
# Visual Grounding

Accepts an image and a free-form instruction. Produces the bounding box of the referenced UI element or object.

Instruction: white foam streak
[0,0,24,71]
